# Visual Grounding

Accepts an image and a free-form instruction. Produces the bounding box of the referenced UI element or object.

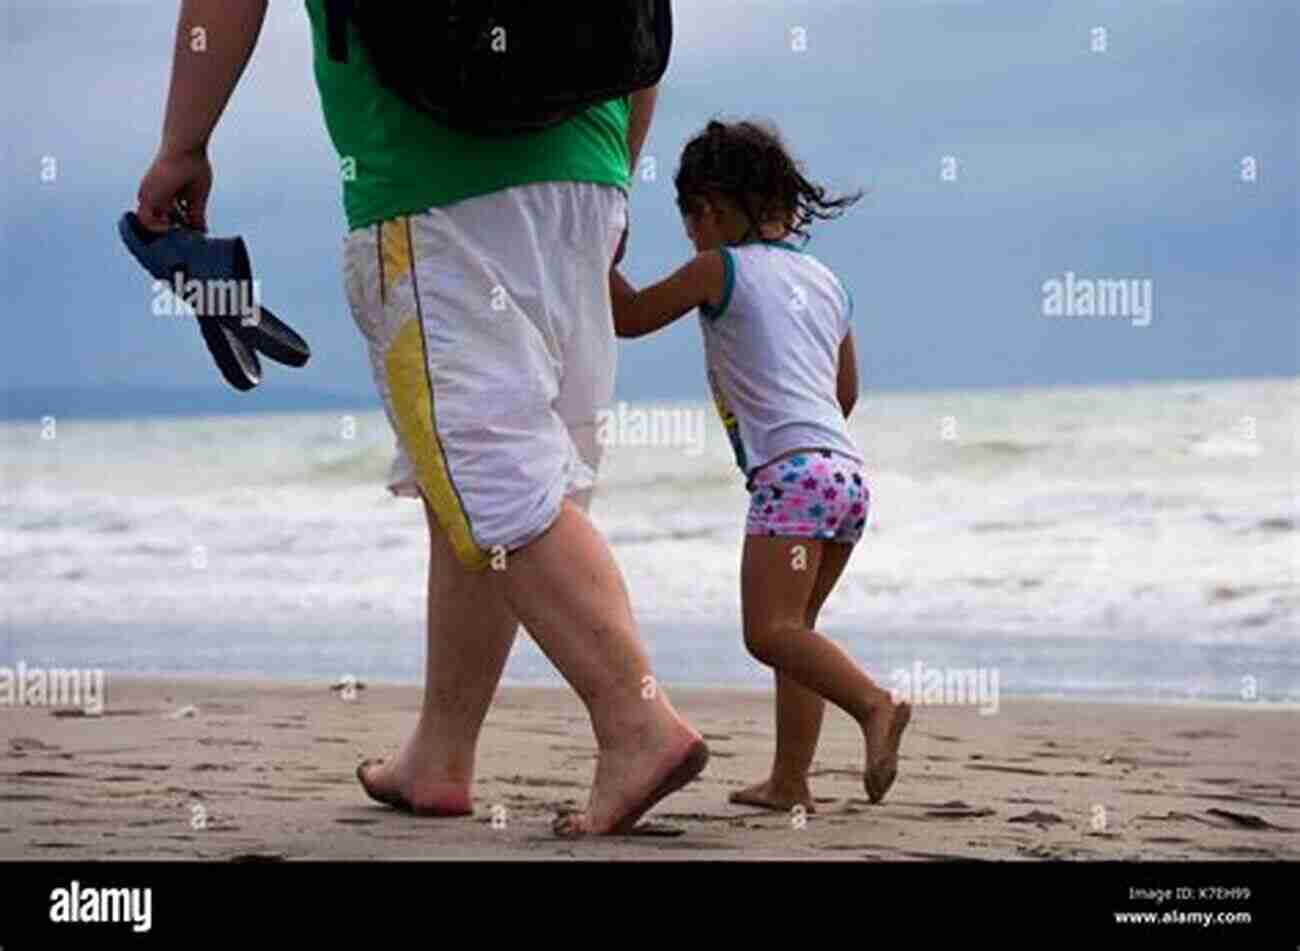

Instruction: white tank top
[698,240,861,476]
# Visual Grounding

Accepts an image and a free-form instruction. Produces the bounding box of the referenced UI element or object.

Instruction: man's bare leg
[357,495,518,815]
[500,500,707,836]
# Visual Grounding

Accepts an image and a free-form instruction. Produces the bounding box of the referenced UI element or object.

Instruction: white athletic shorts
[342,182,627,570]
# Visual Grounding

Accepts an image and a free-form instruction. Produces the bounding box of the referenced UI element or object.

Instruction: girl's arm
[837,330,859,417]
[611,251,727,339]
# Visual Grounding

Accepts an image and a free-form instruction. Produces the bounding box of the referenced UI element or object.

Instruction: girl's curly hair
[674,119,862,243]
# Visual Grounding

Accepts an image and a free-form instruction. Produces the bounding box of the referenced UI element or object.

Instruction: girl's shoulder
[727,241,852,317]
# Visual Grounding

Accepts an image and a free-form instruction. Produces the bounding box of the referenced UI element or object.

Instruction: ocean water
[2,378,1296,704]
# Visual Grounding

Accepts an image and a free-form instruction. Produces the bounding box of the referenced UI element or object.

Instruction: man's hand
[133,0,267,232]
[136,148,213,232]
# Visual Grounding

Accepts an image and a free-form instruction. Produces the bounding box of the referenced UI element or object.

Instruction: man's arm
[613,85,658,265]
[611,252,725,339]
[136,0,269,231]
[626,85,658,175]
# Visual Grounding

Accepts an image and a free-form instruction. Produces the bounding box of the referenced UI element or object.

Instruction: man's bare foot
[863,699,911,804]
[553,724,709,837]
[728,778,816,813]
[355,756,473,817]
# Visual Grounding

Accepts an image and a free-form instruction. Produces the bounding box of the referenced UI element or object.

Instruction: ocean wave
[969,519,1057,534]
[1187,437,1262,459]
[605,525,726,546]
[598,469,739,494]
[959,440,1052,457]
[294,448,392,484]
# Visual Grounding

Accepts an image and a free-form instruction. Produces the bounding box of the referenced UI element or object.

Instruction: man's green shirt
[304,1,632,230]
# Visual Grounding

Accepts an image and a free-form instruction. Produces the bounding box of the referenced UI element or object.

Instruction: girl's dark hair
[674,119,862,242]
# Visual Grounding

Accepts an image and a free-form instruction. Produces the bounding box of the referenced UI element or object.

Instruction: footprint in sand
[33,818,101,827]
[97,762,170,772]
[495,774,586,790]
[924,807,996,819]
[1006,809,1065,828]
[964,763,1050,776]
[1198,845,1276,858]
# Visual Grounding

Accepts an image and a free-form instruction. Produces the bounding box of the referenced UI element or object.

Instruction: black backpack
[324,1,673,136]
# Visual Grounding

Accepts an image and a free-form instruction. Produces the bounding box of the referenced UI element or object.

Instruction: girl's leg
[730,542,851,811]
[741,535,911,803]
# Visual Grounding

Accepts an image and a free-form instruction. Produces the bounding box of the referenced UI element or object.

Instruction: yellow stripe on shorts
[378,218,490,571]
[378,219,412,304]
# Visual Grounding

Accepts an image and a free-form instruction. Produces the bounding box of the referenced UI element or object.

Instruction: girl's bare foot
[863,699,911,804]
[729,778,816,812]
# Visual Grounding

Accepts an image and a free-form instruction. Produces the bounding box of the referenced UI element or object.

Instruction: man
[136,0,706,836]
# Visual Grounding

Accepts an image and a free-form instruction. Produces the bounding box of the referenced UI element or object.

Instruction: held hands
[613,211,629,266]
[136,148,213,233]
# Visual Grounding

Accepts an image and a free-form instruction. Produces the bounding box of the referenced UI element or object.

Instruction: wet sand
[2,677,1297,860]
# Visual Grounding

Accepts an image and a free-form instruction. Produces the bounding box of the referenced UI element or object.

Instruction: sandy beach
[1,676,1296,860]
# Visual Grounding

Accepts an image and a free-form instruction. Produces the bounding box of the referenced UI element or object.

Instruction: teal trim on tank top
[759,238,807,253]
[699,247,735,320]
[727,237,808,253]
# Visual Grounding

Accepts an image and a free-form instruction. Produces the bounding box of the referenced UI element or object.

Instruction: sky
[2,0,1296,413]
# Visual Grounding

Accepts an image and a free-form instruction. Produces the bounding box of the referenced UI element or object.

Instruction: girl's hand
[136,148,213,233]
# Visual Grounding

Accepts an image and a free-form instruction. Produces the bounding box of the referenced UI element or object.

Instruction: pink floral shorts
[745,450,870,544]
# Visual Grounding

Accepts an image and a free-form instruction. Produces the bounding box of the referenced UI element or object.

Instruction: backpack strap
[324,0,353,63]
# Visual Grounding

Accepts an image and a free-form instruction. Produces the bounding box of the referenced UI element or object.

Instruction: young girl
[611,119,910,809]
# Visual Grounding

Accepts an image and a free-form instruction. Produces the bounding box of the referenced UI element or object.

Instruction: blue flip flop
[118,210,310,391]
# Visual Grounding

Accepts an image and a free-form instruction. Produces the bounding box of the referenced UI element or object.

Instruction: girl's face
[681,205,724,252]
[681,194,788,251]
[680,196,740,252]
